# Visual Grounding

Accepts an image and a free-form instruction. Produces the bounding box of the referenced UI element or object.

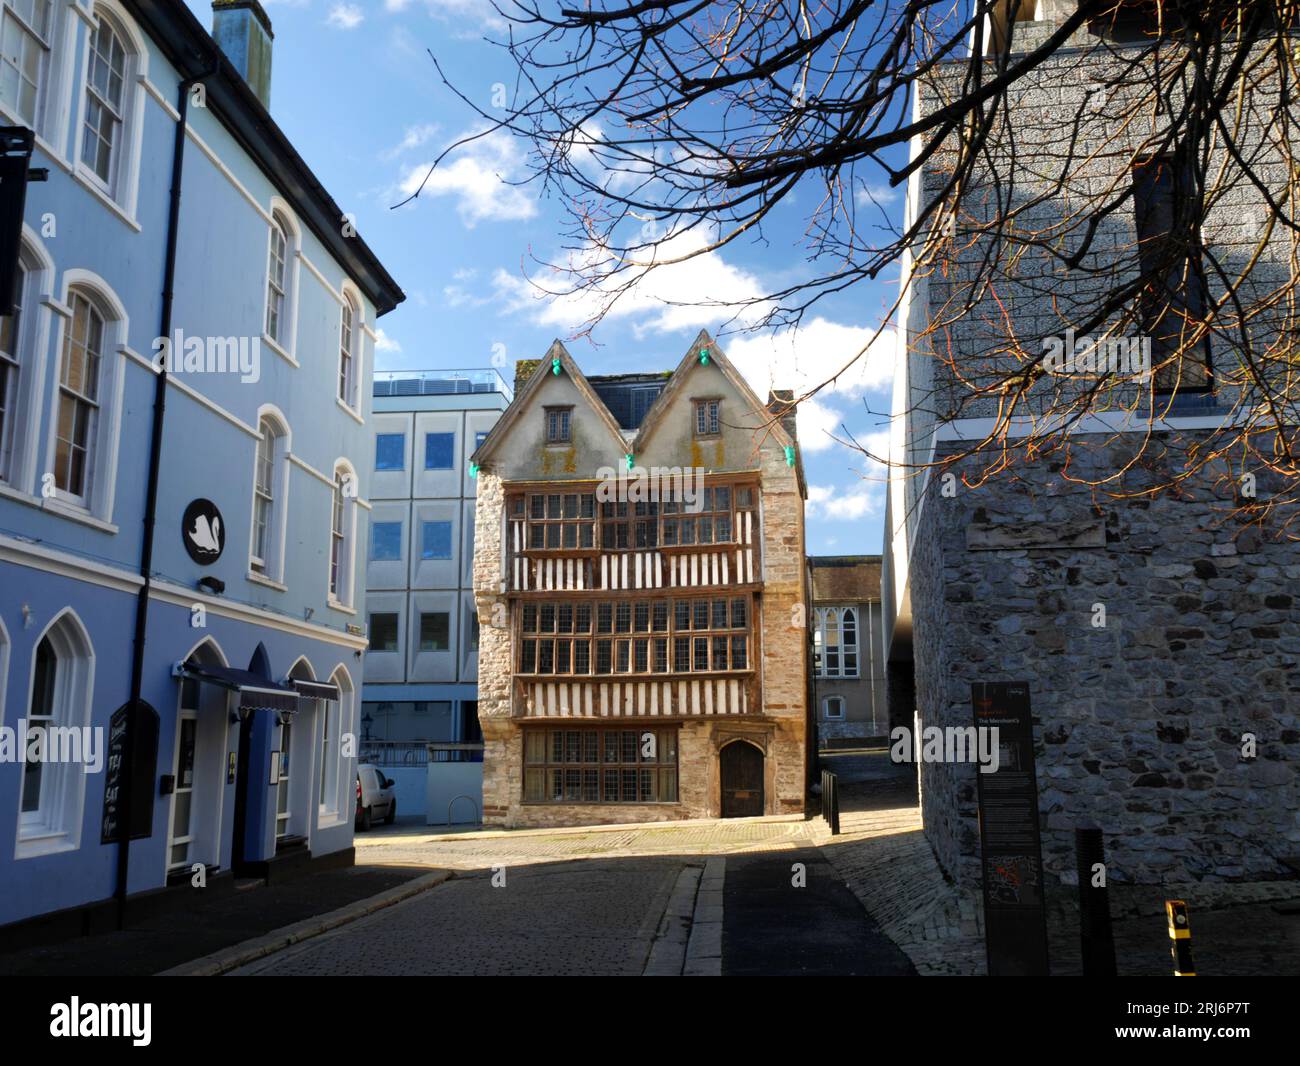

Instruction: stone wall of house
[912,439,1300,886]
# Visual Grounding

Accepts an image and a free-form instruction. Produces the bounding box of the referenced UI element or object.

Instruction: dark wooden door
[720,742,764,818]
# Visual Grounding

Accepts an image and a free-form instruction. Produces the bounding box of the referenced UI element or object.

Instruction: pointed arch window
[814,606,859,679]
[18,612,93,856]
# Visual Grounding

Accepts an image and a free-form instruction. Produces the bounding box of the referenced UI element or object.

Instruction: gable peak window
[544,405,572,444]
[693,398,721,437]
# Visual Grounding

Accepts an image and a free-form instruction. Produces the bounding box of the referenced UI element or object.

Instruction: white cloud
[397,130,537,226]
[327,3,364,29]
[805,429,890,521]
[375,329,401,353]
[383,123,440,161]
[492,229,771,336]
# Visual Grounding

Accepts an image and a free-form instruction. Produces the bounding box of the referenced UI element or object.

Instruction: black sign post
[972,681,1050,976]
[101,701,160,845]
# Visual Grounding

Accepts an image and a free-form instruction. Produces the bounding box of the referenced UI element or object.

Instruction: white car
[356,764,397,830]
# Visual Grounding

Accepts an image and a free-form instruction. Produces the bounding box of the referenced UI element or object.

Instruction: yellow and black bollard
[1166,900,1195,976]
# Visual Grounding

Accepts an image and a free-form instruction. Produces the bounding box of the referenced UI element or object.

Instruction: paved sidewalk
[0,865,432,977]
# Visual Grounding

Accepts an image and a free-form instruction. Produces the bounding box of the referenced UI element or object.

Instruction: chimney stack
[212,1,274,109]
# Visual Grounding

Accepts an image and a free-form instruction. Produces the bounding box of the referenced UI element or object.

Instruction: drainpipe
[116,67,213,928]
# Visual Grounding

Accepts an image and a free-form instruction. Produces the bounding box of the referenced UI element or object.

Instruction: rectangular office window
[369,613,399,652]
[424,432,455,470]
[419,612,450,652]
[421,520,453,560]
[475,430,488,449]
[375,433,405,471]
[371,521,403,561]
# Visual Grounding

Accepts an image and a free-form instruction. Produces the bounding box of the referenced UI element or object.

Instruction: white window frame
[814,606,860,679]
[0,229,54,494]
[823,695,845,720]
[337,287,363,412]
[71,1,146,220]
[328,460,358,609]
[262,200,301,362]
[317,666,352,825]
[0,0,54,131]
[248,406,290,583]
[15,608,94,859]
[45,273,126,523]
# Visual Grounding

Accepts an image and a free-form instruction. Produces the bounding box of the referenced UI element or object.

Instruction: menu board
[100,701,159,845]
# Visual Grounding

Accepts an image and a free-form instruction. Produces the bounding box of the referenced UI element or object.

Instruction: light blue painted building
[0,0,403,933]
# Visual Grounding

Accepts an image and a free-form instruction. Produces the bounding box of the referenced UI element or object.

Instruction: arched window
[54,288,105,503]
[338,293,358,409]
[250,413,288,579]
[319,666,353,820]
[18,610,93,856]
[814,606,859,679]
[0,0,54,128]
[328,463,355,606]
[79,11,128,190]
[265,212,288,343]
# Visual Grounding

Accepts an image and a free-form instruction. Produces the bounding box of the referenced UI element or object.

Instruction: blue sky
[186,0,900,555]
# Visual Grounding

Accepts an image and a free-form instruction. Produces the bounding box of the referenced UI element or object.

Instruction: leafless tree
[406,0,1300,535]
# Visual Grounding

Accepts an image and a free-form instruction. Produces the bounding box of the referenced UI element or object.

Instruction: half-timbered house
[469,331,809,827]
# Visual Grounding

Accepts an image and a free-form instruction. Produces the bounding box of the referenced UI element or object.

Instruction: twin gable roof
[470,330,796,467]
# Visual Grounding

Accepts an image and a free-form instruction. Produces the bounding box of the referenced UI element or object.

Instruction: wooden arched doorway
[720,741,764,818]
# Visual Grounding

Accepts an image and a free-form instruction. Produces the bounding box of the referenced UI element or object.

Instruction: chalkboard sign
[100,701,160,845]
[972,681,1050,976]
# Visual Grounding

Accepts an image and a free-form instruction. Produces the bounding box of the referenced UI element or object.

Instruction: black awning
[178,663,299,714]
[290,679,341,701]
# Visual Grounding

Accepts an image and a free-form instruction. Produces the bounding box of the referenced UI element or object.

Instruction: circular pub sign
[182,498,225,564]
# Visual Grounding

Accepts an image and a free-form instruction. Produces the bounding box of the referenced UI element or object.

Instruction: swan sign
[182,498,225,564]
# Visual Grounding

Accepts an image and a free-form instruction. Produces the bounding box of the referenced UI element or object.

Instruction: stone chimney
[515,358,542,395]
[767,389,798,443]
[212,1,274,109]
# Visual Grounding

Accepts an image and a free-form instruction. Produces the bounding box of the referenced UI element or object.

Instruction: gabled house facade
[469,332,809,828]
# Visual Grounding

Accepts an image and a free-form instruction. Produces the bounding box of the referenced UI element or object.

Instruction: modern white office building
[360,369,510,758]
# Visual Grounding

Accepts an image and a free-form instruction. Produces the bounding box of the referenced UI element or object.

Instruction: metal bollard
[1166,900,1196,976]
